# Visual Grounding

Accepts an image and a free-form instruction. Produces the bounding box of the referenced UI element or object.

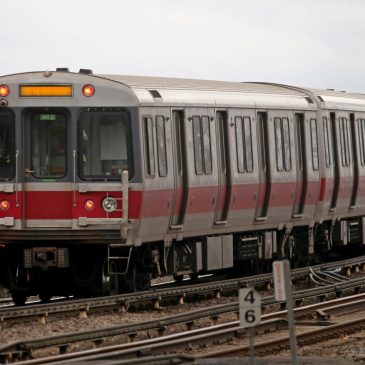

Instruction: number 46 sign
[239,288,261,328]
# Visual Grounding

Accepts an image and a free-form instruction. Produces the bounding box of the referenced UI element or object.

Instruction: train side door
[330,111,354,214]
[293,113,306,217]
[318,114,335,217]
[214,111,230,225]
[255,112,270,220]
[181,108,219,232]
[169,110,188,228]
[351,115,365,210]
[329,112,340,211]
[23,110,72,228]
[138,109,175,239]
[350,113,359,209]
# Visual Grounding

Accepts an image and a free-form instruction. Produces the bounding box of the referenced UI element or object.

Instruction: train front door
[23,110,72,228]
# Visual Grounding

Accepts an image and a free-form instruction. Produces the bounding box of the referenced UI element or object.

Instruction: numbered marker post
[239,288,261,365]
[239,288,261,327]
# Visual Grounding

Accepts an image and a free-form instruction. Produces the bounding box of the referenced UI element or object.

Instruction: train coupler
[23,247,69,270]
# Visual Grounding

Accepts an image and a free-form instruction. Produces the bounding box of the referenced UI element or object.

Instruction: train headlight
[84,199,95,210]
[82,84,95,97]
[102,197,117,213]
[0,200,10,210]
[0,85,9,97]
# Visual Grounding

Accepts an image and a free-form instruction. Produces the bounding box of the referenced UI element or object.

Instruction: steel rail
[2,281,365,363]
[1,256,364,322]
[10,294,365,364]
[197,316,365,358]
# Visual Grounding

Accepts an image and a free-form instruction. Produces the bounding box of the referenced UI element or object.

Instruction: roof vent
[317,96,324,102]
[326,88,335,91]
[148,89,162,98]
[79,69,93,75]
[56,68,69,72]
[305,97,314,104]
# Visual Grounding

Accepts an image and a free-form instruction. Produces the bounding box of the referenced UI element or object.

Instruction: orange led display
[20,85,73,97]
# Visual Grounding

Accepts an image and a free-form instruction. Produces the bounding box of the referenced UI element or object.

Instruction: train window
[310,118,319,171]
[274,117,292,172]
[244,117,253,172]
[235,116,254,173]
[235,117,244,173]
[344,118,351,166]
[156,116,167,177]
[0,112,15,181]
[339,118,346,166]
[339,117,351,167]
[192,116,203,174]
[323,117,331,167]
[217,112,227,173]
[144,117,155,177]
[274,117,284,171]
[358,119,365,166]
[31,113,67,178]
[78,110,132,180]
[202,116,212,174]
[192,115,212,175]
[282,118,291,171]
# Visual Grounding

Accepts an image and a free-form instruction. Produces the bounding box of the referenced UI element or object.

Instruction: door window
[31,113,67,178]
[0,112,15,181]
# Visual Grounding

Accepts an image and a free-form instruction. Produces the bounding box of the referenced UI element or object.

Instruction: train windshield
[0,112,15,181]
[78,110,132,180]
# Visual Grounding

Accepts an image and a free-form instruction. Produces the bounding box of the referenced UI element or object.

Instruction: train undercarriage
[0,217,364,305]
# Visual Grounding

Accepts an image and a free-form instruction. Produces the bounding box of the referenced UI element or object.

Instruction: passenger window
[192,115,212,175]
[358,119,365,166]
[156,116,167,177]
[144,117,155,177]
[323,117,331,167]
[274,117,284,171]
[310,119,319,171]
[244,117,253,172]
[235,117,244,173]
[339,117,350,167]
[282,118,291,171]
[274,117,292,172]
[235,116,254,173]
[192,116,203,175]
[344,118,351,166]
[202,116,212,174]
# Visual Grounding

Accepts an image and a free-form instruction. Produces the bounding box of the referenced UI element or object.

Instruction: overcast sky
[2,1,365,92]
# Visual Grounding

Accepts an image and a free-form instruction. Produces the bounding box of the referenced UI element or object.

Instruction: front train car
[0,70,140,304]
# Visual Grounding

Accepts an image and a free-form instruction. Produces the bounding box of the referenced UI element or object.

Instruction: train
[0,69,364,305]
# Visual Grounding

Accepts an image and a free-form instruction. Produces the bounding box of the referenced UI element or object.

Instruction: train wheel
[12,291,27,306]
[173,275,184,283]
[189,273,199,282]
[101,260,119,296]
[39,292,52,303]
[122,265,151,292]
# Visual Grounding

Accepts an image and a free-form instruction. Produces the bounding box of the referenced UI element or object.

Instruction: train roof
[97,74,314,109]
[1,71,365,111]
[98,74,365,111]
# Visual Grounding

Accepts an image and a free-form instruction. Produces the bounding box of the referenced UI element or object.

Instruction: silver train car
[0,69,364,304]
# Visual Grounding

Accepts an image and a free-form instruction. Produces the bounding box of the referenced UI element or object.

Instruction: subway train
[0,69,364,304]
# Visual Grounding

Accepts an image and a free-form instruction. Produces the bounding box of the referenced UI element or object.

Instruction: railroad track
[1,256,364,323]
[2,278,365,364]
